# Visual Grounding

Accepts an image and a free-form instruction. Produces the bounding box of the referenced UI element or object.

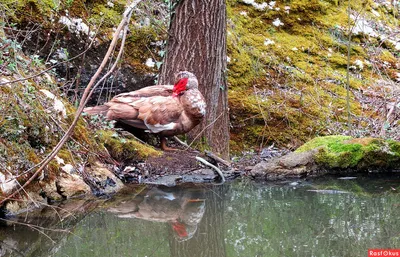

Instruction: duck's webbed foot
[160,137,179,151]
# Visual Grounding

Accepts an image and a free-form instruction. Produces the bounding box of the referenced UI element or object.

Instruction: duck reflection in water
[107,186,206,241]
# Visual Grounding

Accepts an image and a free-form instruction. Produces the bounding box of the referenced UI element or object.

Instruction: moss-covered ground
[1,0,399,156]
[227,0,400,152]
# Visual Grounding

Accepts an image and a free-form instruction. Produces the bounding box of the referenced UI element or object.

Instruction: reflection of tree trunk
[168,185,227,257]
[159,0,229,158]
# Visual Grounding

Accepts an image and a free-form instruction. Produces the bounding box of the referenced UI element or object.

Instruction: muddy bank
[115,135,400,185]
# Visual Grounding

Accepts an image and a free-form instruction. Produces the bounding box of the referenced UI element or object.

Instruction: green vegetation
[1,0,400,174]
[95,130,161,161]
[296,136,400,169]
[0,36,159,199]
[227,0,400,151]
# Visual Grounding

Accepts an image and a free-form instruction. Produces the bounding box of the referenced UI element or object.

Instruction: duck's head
[172,71,198,97]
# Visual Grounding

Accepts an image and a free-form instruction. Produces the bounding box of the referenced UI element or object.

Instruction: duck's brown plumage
[84,71,206,147]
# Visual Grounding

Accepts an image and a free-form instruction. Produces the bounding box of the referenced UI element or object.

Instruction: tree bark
[159,0,229,158]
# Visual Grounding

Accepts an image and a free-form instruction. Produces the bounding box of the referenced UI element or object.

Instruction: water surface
[0,175,399,257]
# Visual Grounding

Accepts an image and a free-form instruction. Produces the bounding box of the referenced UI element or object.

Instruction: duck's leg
[160,136,179,151]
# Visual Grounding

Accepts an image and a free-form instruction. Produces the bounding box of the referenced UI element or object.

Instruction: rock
[57,173,91,199]
[4,192,47,215]
[250,149,318,179]
[40,181,64,201]
[85,162,125,195]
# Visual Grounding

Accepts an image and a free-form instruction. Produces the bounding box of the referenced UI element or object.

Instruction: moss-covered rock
[252,135,400,179]
[296,136,400,170]
[95,130,161,161]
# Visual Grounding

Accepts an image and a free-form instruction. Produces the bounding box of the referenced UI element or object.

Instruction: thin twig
[196,156,225,184]
[173,136,190,148]
[0,218,72,243]
[205,150,231,167]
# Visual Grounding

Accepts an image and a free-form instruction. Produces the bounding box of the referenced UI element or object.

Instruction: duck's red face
[172,77,188,97]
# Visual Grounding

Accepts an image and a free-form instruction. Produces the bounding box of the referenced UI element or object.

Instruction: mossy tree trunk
[159,0,229,158]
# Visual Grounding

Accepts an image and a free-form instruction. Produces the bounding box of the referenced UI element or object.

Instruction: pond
[0,174,399,257]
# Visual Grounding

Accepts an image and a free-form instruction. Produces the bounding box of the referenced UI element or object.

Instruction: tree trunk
[159,0,229,158]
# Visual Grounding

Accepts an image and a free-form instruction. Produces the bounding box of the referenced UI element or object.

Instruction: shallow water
[0,175,399,257]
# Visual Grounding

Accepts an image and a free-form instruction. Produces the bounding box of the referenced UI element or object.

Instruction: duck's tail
[83,105,110,116]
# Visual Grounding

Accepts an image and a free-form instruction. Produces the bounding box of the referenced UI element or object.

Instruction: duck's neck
[180,89,206,119]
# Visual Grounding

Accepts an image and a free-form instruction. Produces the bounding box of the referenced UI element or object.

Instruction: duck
[107,186,206,241]
[84,71,206,150]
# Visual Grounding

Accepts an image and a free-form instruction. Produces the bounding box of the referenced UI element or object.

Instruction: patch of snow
[240,0,268,11]
[62,164,74,173]
[272,18,284,27]
[354,59,364,70]
[240,11,248,16]
[388,39,400,50]
[254,2,268,10]
[351,15,378,37]
[145,58,155,68]
[55,156,65,165]
[0,173,17,194]
[55,48,68,60]
[59,16,95,38]
[291,47,298,51]
[40,89,67,118]
[264,38,275,46]
[107,1,114,8]
[0,78,11,87]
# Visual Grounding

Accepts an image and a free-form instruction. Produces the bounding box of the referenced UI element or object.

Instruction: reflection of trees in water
[169,185,228,257]
[2,178,399,257]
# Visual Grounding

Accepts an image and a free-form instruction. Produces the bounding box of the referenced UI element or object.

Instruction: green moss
[124,27,162,73]
[296,135,352,152]
[296,136,400,169]
[95,130,161,161]
[225,0,393,151]
[388,140,400,154]
[89,5,122,27]
[295,136,361,168]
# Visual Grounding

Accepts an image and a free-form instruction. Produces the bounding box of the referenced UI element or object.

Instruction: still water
[0,175,399,257]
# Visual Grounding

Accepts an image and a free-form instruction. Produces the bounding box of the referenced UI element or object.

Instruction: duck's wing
[136,96,184,133]
[114,85,174,98]
[106,95,184,134]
